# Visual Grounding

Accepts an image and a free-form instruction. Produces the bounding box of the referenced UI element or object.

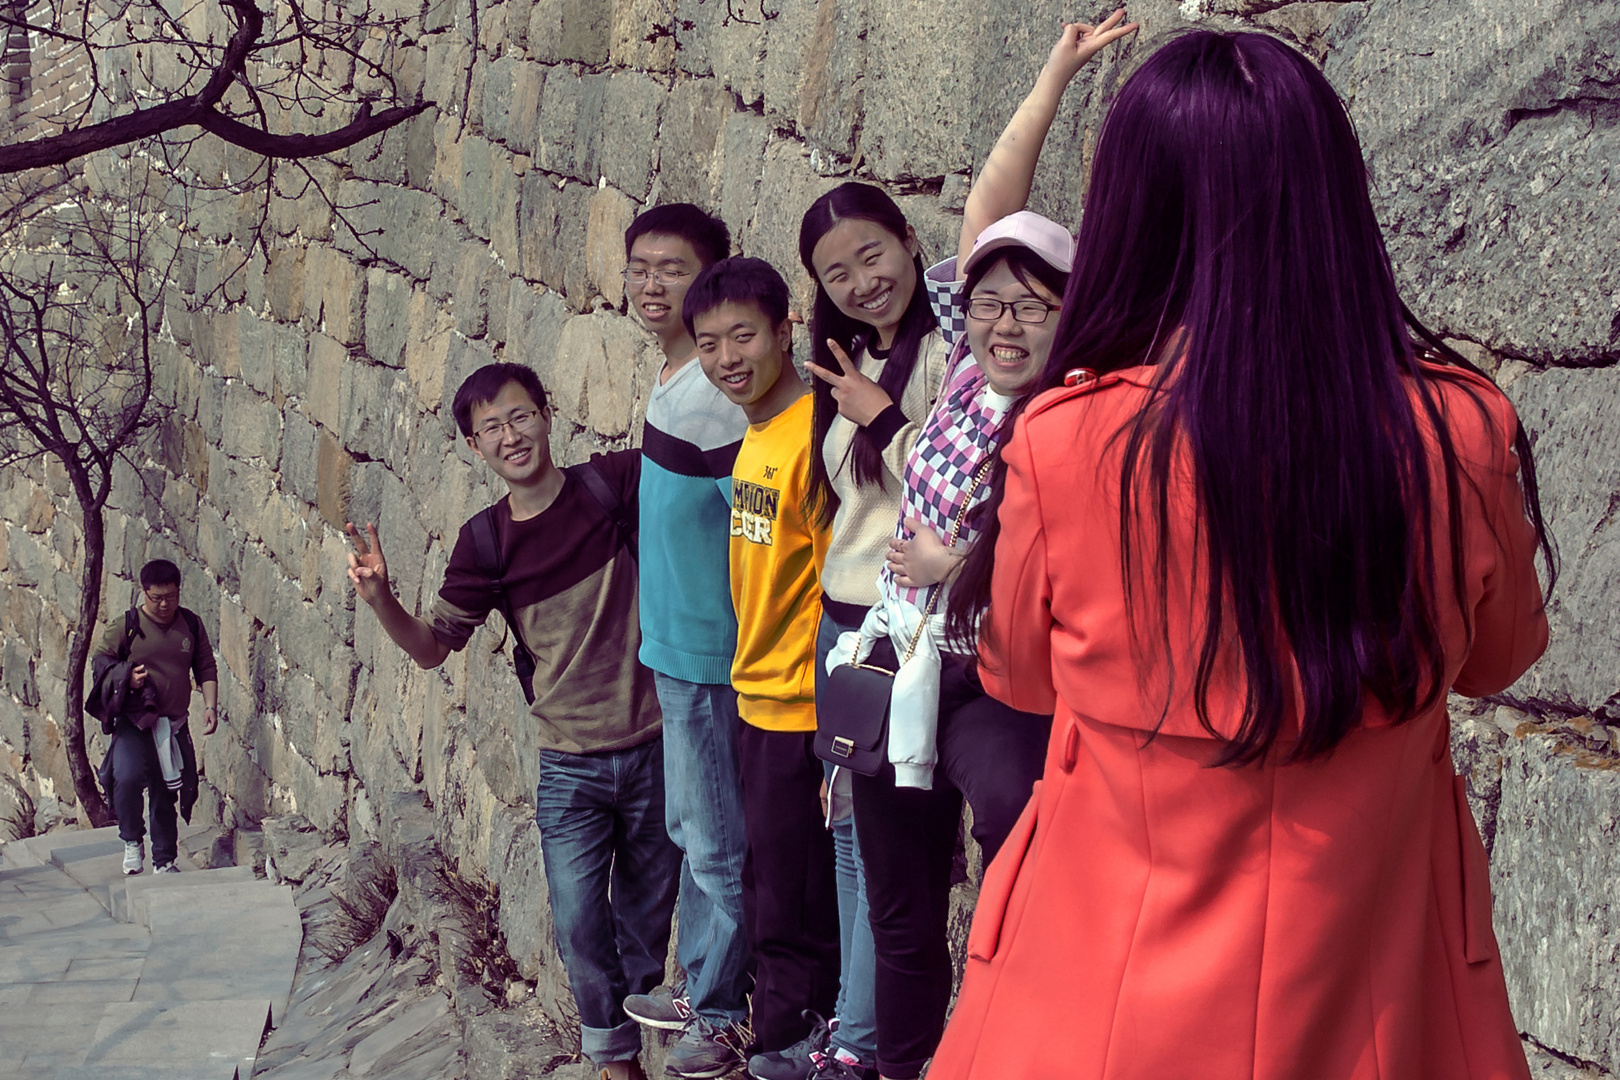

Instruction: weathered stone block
[304,333,352,435]
[196,502,240,593]
[595,72,662,202]
[1500,364,1620,714]
[528,0,610,65]
[585,185,637,310]
[789,0,867,161]
[1326,0,1620,365]
[861,0,977,181]
[273,322,309,401]
[537,67,607,186]
[317,430,356,532]
[458,133,495,239]
[451,245,499,340]
[517,172,592,303]
[500,60,547,159]
[717,112,771,249]
[238,312,277,397]
[281,408,321,509]
[364,267,415,369]
[319,250,367,346]
[218,596,256,688]
[342,362,419,472]
[653,79,733,210]
[221,382,283,466]
[506,280,572,378]
[265,247,306,323]
[1493,732,1620,1074]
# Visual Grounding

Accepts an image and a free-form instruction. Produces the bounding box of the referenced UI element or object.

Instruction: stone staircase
[0,825,302,1080]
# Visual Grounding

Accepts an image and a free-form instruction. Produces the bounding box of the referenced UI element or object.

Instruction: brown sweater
[428,451,660,755]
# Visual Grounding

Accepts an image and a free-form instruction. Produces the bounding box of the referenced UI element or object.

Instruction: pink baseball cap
[962,210,1075,276]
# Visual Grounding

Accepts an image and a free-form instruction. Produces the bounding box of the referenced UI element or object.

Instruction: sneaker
[122,841,143,875]
[664,1015,749,1079]
[153,862,180,874]
[748,1012,831,1080]
[623,985,693,1031]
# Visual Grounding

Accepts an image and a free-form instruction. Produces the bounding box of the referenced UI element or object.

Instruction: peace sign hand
[1045,10,1138,86]
[345,522,392,608]
[803,339,895,427]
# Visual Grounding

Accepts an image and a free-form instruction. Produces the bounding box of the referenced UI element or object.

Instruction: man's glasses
[144,589,179,607]
[473,409,542,446]
[621,268,691,286]
[966,297,1060,325]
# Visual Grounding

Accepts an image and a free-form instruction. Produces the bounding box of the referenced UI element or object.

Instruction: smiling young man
[618,205,762,1080]
[346,363,676,1080]
[684,258,842,1067]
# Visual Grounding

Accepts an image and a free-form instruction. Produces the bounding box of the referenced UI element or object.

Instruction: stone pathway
[0,825,300,1080]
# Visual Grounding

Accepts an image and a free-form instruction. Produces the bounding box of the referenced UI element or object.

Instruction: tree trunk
[63,484,112,828]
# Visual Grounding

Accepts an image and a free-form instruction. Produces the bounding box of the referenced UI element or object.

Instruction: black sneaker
[747,1012,831,1080]
[623,985,693,1031]
[664,1015,750,1079]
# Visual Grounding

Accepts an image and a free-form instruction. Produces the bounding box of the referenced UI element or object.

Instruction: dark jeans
[850,653,1051,1079]
[534,737,681,1065]
[109,718,182,866]
[737,723,842,1052]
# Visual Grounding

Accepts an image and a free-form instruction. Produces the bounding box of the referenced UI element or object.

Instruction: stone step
[142,899,303,1023]
[113,866,260,925]
[84,998,271,1079]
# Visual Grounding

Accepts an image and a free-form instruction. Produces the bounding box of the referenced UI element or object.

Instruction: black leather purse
[816,457,993,776]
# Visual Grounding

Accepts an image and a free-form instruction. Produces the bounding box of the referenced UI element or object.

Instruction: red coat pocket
[967,781,1041,962]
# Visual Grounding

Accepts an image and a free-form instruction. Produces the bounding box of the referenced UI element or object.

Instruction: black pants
[850,653,1051,1079]
[109,719,182,866]
[737,723,841,1052]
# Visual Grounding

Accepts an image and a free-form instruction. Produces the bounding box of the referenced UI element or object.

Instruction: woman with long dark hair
[748,182,948,1080]
[931,30,1553,1080]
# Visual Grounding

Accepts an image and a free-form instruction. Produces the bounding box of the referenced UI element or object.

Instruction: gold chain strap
[900,453,996,665]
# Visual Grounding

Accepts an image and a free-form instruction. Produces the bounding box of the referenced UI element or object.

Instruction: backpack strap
[117,608,140,662]
[570,459,638,562]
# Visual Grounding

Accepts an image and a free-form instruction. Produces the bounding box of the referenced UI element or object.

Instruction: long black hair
[949,31,1555,766]
[797,182,936,527]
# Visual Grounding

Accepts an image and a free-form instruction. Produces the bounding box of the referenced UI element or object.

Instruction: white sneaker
[122,841,143,875]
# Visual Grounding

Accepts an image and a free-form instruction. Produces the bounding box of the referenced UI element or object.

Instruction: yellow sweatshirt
[728,394,829,731]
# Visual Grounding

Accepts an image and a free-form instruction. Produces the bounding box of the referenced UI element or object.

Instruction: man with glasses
[345,363,676,1080]
[90,558,218,875]
[617,205,759,1080]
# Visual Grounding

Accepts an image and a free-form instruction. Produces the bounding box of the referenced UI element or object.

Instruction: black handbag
[815,457,994,776]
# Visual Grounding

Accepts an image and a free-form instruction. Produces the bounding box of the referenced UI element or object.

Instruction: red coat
[931,366,1548,1080]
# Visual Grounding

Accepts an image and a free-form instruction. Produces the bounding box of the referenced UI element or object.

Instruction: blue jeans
[534,738,681,1064]
[655,672,752,1024]
[816,610,878,1066]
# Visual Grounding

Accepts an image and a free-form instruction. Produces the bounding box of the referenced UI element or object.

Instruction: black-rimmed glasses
[966,297,1060,325]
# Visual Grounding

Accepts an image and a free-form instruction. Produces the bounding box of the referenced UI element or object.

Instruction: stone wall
[2,0,1617,1071]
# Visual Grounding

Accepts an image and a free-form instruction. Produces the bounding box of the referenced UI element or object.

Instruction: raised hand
[345,522,392,608]
[803,338,895,427]
[1046,10,1138,85]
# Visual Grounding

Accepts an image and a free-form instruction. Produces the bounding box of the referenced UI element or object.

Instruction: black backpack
[469,461,636,704]
[117,606,204,664]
